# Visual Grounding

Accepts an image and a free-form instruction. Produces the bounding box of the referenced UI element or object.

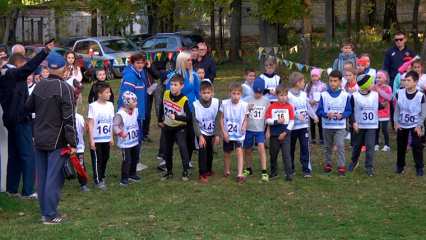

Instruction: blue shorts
[243,131,265,149]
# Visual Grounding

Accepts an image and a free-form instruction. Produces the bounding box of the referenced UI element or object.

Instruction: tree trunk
[412,0,421,52]
[259,20,278,47]
[229,0,242,62]
[368,0,376,26]
[91,9,98,36]
[218,6,224,50]
[5,8,20,44]
[383,0,398,41]
[346,0,352,39]
[325,0,335,43]
[302,0,313,65]
[209,0,216,50]
[355,0,361,43]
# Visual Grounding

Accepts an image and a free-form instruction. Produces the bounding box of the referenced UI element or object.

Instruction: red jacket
[376,84,392,121]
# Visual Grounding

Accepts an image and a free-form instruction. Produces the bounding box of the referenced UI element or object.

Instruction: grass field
[1,58,426,240]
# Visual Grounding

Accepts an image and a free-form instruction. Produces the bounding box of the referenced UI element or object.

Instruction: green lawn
[1,61,426,240]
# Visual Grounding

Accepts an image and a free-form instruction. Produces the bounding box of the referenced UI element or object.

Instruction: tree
[355,0,361,43]
[209,0,216,50]
[229,0,242,62]
[412,0,421,52]
[346,0,352,39]
[325,0,335,44]
[367,0,376,26]
[252,0,303,47]
[383,0,398,40]
[301,0,312,65]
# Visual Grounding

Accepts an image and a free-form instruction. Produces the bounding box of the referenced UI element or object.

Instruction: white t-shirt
[116,108,139,148]
[220,99,248,141]
[417,74,426,91]
[88,101,115,143]
[75,113,85,153]
[193,98,220,136]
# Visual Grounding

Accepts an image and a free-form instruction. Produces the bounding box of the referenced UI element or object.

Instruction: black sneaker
[303,172,312,178]
[182,171,190,181]
[395,166,405,175]
[119,179,129,187]
[285,175,293,182]
[129,175,141,182]
[366,168,374,177]
[269,173,278,180]
[43,215,64,225]
[161,172,173,181]
[416,168,424,177]
[157,164,167,172]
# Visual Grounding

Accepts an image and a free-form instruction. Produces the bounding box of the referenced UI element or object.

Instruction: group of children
[68,41,426,190]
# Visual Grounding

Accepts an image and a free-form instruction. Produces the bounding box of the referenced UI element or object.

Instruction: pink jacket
[376,84,392,121]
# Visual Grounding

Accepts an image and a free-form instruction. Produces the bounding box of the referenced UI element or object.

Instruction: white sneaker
[382,145,390,152]
[374,145,380,151]
[137,163,148,172]
[345,132,351,140]
[22,192,38,200]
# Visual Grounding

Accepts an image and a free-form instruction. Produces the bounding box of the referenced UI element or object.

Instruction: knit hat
[47,52,66,70]
[310,68,322,77]
[121,91,137,107]
[252,77,265,93]
[357,74,374,91]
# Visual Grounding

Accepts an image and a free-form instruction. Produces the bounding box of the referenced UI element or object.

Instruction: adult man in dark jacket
[0,43,53,197]
[25,52,77,225]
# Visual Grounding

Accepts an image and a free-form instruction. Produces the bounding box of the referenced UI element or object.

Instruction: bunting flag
[289,45,298,54]
[238,49,243,58]
[156,52,162,61]
[211,50,216,57]
[91,60,97,68]
[273,47,279,55]
[283,59,289,67]
[258,47,264,59]
[288,61,294,70]
[146,52,150,61]
[296,63,304,72]
[167,52,173,61]
[150,52,155,62]
[225,50,230,59]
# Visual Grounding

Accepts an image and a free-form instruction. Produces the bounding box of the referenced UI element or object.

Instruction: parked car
[59,36,87,50]
[141,32,204,70]
[127,33,152,48]
[72,36,139,78]
[24,45,68,58]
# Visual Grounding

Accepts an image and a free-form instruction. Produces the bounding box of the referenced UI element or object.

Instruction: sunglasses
[394,38,404,42]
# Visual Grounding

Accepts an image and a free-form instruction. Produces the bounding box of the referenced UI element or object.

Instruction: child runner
[332,41,357,73]
[241,68,256,101]
[306,68,327,144]
[374,70,392,152]
[259,56,280,102]
[75,111,89,192]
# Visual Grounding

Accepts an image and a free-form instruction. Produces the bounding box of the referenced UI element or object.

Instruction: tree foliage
[251,0,303,25]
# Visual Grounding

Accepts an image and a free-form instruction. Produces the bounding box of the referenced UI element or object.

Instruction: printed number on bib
[362,112,374,121]
[127,129,138,141]
[400,113,416,123]
[227,122,238,133]
[250,110,262,120]
[202,121,215,131]
[97,124,111,135]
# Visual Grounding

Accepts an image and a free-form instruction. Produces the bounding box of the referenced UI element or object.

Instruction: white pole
[0,105,8,192]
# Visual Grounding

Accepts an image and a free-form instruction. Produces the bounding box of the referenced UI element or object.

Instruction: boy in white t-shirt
[75,112,89,192]
[87,82,115,190]
[113,91,140,187]
[220,82,249,183]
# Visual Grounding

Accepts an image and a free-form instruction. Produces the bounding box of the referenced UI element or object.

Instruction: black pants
[397,128,424,170]
[375,121,390,146]
[158,129,167,159]
[90,142,110,184]
[77,153,88,186]
[186,120,195,162]
[269,135,292,176]
[310,118,323,141]
[121,145,139,180]
[351,129,376,170]
[198,135,214,176]
[163,127,190,173]
[143,94,154,138]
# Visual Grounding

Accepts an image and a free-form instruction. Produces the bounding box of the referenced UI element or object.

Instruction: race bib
[271,109,290,124]
[249,106,265,120]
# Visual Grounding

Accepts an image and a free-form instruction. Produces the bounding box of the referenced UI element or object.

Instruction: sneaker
[269,173,278,180]
[80,185,90,192]
[366,168,374,177]
[416,168,424,177]
[199,175,208,183]
[236,176,246,183]
[395,166,405,175]
[119,179,129,187]
[43,215,64,225]
[188,162,193,169]
[303,172,312,178]
[261,173,269,182]
[137,163,148,172]
[323,164,333,173]
[382,145,390,152]
[161,172,173,181]
[348,161,359,172]
[129,175,141,183]
[374,145,380,151]
[345,132,351,140]
[285,175,293,182]
[338,166,346,176]
[6,192,21,198]
[157,163,167,172]
[182,171,190,181]
[21,192,38,200]
[361,146,366,152]
[96,182,107,191]
[243,169,251,177]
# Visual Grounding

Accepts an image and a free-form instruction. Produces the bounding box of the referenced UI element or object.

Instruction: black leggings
[198,135,214,176]
[375,121,390,146]
[90,142,110,184]
[121,145,139,180]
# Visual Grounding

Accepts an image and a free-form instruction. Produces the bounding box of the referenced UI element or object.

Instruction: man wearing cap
[0,42,54,197]
[348,74,381,176]
[25,49,77,224]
